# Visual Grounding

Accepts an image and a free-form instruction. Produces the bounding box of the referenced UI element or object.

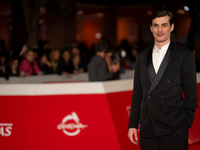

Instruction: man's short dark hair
[94,40,108,52]
[150,10,174,26]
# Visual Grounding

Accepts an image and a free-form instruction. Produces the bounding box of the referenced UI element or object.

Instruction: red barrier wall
[0,80,199,150]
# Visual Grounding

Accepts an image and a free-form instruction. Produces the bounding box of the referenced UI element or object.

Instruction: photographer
[88,41,120,81]
[105,50,120,80]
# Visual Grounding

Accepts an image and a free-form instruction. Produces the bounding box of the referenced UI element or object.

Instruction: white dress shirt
[152,42,170,74]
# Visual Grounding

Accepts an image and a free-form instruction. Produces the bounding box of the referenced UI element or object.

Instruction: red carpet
[189,142,200,150]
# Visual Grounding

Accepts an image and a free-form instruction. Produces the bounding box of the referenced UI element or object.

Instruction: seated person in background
[50,49,60,74]
[5,58,19,79]
[19,49,42,76]
[37,52,53,74]
[71,46,80,55]
[87,40,120,81]
[69,54,84,74]
[71,46,89,72]
[57,49,71,77]
[0,53,6,77]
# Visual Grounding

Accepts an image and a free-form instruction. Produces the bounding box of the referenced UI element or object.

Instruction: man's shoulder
[88,55,103,68]
[173,43,193,56]
[137,45,152,57]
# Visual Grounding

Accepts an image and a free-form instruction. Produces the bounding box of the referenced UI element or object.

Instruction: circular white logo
[57,112,88,136]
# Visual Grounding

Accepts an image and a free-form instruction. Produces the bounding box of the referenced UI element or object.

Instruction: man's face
[150,15,174,44]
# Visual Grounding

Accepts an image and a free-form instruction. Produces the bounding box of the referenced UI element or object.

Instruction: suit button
[161,95,164,98]
[148,95,150,98]
[163,108,165,112]
[167,80,170,83]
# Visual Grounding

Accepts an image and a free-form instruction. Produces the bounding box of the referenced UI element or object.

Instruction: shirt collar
[153,41,170,52]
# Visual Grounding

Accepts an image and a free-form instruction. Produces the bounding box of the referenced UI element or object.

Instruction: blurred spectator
[0,53,6,77]
[110,53,121,80]
[71,46,89,72]
[193,48,200,72]
[19,44,29,57]
[50,49,60,73]
[121,56,132,70]
[33,49,39,60]
[118,47,133,70]
[5,58,19,79]
[38,40,51,59]
[120,39,132,59]
[69,54,84,74]
[88,40,120,81]
[37,52,53,74]
[19,49,41,76]
[18,44,29,63]
[57,49,71,77]
[71,46,81,55]
[105,50,121,80]
[130,45,138,69]
[105,50,114,72]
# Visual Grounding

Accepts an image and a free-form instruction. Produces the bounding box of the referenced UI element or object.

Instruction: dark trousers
[140,122,189,150]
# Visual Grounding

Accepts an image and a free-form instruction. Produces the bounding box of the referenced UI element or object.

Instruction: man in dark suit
[128,10,198,150]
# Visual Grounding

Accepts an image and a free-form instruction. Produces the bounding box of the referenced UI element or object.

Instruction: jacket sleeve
[181,51,198,128]
[19,60,29,72]
[97,61,113,81]
[128,54,143,129]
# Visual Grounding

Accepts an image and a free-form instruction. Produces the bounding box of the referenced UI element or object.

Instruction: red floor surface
[189,143,200,150]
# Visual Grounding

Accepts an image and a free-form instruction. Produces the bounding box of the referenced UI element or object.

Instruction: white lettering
[0,127,4,136]
[5,127,12,137]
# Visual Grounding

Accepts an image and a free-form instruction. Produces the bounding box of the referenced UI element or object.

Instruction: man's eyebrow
[152,23,158,25]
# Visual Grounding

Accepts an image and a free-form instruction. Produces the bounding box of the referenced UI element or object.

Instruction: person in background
[18,44,29,63]
[105,50,121,80]
[130,46,138,69]
[105,50,113,72]
[71,46,80,55]
[19,49,42,76]
[118,47,133,71]
[50,49,60,74]
[71,46,89,72]
[0,53,6,77]
[57,49,71,77]
[69,54,84,74]
[37,52,52,74]
[5,58,19,79]
[87,40,120,81]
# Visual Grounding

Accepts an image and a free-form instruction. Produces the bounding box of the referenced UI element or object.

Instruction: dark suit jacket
[128,42,198,137]
[88,55,113,81]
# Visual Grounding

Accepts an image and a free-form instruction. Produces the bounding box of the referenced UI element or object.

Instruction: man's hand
[128,128,138,145]
[111,62,120,73]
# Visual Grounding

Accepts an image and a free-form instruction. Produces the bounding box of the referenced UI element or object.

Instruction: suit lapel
[147,46,156,84]
[147,42,175,95]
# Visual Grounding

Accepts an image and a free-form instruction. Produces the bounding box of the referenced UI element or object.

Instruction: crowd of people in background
[0,38,200,80]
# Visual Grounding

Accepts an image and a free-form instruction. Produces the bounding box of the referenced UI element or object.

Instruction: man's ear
[150,25,153,32]
[170,23,174,32]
